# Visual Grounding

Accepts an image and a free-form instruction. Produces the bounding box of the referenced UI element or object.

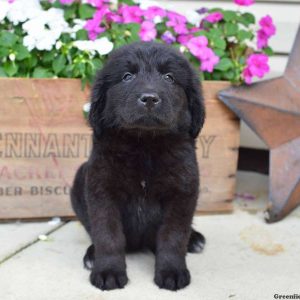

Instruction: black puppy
[71,42,206,291]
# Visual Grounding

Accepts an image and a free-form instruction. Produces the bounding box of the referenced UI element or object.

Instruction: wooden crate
[0,79,239,220]
[196,81,240,213]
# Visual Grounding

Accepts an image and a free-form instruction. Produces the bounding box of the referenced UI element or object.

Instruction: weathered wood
[0,79,239,219]
[219,25,300,223]
[197,81,240,212]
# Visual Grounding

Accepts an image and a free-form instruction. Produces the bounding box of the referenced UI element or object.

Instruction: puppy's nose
[138,93,161,108]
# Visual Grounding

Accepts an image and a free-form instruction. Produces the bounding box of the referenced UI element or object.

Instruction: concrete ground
[0,171,299,300]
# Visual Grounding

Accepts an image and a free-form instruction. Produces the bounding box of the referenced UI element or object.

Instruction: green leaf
[263,46,274,56]
[0,47,9,58]
[126,23,140,41]
[118,0,136,5]
[76,29,89,40]
[0,31,18,47]
[15,44,30,60]
[214,58,234,71]
[32,67,53,78]
[0,67,7,77]
[42,51,56,63]
[224,23,238,36]
[238,13,255,26]
[27,55,38,68]
[92,58,103,70]
[3,61,18,76]
[223,11,238,22]
[211,71,222,80]
[214,48,225,57]
[64,5,77,20]
[79,4,96,20]
[60,33,72,43]
[209,28,223,38]
[223,69,235,81]
[212,38,226,50]
[237,30,253,42]
[52,54,66,74]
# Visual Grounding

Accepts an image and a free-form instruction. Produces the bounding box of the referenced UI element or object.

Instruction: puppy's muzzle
[138,93,161,110]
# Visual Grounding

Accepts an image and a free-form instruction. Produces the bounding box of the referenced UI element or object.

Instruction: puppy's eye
[122,72,135,82]
[163,73,174,83]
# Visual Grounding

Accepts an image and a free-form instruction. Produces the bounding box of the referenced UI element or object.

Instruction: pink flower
[105,11,123,23]
[257,30,268,49]
[177,34,194,46]
[242,67,253,84]
[139,21,157,42]
[166,11,188,34]
[259,15,276,36]
[234,0,254,6]
[187,36,208,57]
[204,12,223,23]
[144,6,166,20]
[84,7,109,40]
[257,15,276,49]
[87,0,106,7]
[187,36,219,73]
[242,54,270,84]
[200,49,220,72]
[190,27,200,33]
[119,5,143,24]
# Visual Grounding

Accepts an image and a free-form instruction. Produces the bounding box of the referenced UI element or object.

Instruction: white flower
[0,0,10,22]
[153,16,162,24]
[227,36,238,43]
[6,0,42,25]
[65,18,86,39]
[9,53,16,61]
[73,40,94,52]
[55,41,63,50]
[22,8,69,51]
[185,10,202,27]
[83,102,91,113]
[179,45,187,53]
[136,0,160,9]
[244,38,257,50]
[93,37,114,55]
[73,37,114,56]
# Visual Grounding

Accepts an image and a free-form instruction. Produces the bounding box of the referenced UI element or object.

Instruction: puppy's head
[89,42,205,138]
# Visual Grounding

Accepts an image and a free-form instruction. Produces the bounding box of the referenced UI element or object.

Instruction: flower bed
[0,0,276,85]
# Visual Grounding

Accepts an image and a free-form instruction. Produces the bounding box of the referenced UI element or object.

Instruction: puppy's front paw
[154,268,190,291]
[90,269,128,290]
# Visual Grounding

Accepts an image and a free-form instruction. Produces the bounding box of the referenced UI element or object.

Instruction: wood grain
[0,79,239,219]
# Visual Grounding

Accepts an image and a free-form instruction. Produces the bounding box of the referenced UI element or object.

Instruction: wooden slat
[196,81,240,212]
[0,79,91,219]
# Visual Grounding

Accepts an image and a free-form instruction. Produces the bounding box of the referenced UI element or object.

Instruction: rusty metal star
[218,25,300,223]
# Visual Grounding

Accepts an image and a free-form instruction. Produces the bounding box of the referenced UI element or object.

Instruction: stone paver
[1,172,300,300]
[0,219,63,264]
[0,211,299,300]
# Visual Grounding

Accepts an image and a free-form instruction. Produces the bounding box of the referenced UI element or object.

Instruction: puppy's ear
[186,71,205,138]
[88,70,107,138]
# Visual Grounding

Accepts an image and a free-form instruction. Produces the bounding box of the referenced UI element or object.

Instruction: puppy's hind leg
[71,162,91,234]
[187,228,206,253]
[71,163,96,270]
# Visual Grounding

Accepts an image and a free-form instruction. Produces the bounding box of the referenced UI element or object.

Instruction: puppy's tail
[187,229,206,253]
